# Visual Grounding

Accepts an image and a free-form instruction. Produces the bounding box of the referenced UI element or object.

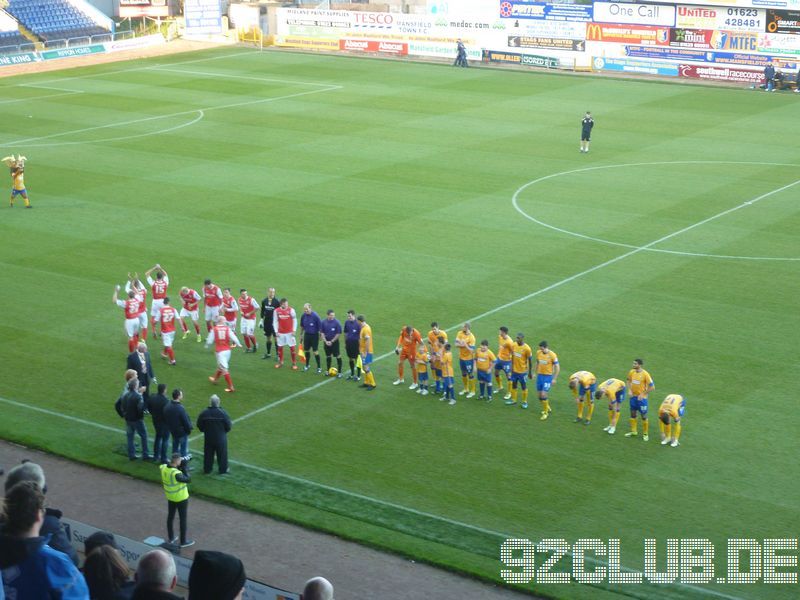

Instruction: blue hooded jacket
[0,533,88,599]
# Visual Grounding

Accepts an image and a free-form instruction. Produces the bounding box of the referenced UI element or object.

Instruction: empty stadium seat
[5,0,110,41]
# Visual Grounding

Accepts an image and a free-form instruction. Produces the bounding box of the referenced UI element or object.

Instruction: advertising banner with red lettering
[669,28,716,48]
[339,39,408,55]
[585,23,669,45]
[676,5,765,33]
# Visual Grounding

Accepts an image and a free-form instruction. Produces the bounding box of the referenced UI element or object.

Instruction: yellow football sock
[658,421,666,436]
[522,389,528,402]
[461,376,468,391]
[24,198,30,207]
[673,422,681,441]
[495,377,502,391]
[642,420,649,435]
[470,379,476,393]
[608,409,615,425]
[577,401,584,419]
[366,371,375,386]
[587,402,595,421]
[664,423,671,438]
[511,387,517,401]
[612,411,620,426]
[629,418,637,433]
[541,398,549,412]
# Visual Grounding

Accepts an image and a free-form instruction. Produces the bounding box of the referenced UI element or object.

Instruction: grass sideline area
[0,47,798,599]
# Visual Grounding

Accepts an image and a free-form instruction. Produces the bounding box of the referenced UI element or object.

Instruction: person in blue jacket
[0,481,88,599]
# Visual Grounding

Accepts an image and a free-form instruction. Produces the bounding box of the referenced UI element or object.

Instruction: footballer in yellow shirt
[441,343,456,404]
[427,322,448,393]
[414,345,430,396]
[357,315,376,390]
[658,394,685,447]
[455,322,476,397]
[494,326,514,400]
[568,371,596,425]
[534,341,560,420]
[504,333,532,409]
[475,340,497,401]
[595,378,626,434]
[625,358,655,440]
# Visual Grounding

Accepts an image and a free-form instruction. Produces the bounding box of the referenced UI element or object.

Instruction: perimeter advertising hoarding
[758,31,800,54]
[593,2,676,27]
[679,63,764,82]
[766,9,800,34]
[586,22,669,45]
[508,35,585,51]
[676,0,799,9]
[482,48,559,67]
[626,44,795,67]
[498,2,593,22]
[592,56,678,74]
[339,39,408,55]
[676,5,765,32]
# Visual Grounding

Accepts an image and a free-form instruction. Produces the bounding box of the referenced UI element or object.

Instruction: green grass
[0,47,798,599]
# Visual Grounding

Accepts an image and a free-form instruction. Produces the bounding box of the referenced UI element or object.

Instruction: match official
[321,309,343,377]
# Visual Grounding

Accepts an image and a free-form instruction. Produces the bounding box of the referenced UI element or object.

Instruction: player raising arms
[206,316,241,393]
[203,278,223,332]
[3,154,30,208]
[534,341,560,421]
[475,340,497,402]
[455,322,476,398]
[238,289,260,353]
[145,264,169,338]
[427,323,447,394]
[625,358,655,441]
[505,333,532,409]
[394,325,423,389]
[495,327,514,400]
[179,286,202,342]
[113,285,141,352]
[158,297,178,365]
[595,377,626,434]
[568,370,597,425]
[273,298,298,370]
[659,394,685,447]
[125,273,148,341]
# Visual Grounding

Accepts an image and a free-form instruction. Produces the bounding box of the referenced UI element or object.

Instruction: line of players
[112,267,684,444]
[392,323,685,447]
[112,266,378,394]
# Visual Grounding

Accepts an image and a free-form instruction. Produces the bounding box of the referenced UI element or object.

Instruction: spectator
[83,544,135,600]
[115,377,152,461]
[83,531,118,559]
[159,454,193,548]
[132,549,181,600]
[0,481,89,599]
[187,550,245,600]
[163,389,192,460]
[196,395,232,475]
[764,61,776,92]
[2,461,79,565]
[148,383,171,464]
[302,576,334,600]
[126,342,156,405]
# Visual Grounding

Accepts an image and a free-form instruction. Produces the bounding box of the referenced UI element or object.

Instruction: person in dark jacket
[0,481,89,599]
[132,549,182,600]
[147,383,170,464]
[163,389,192,460]
[115,378,151,461]
[126,342,156,405]
[196,395,232,475]
[1,461,79,566]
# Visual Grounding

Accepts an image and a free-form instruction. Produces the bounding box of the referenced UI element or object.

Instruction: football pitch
[0,47,798,599]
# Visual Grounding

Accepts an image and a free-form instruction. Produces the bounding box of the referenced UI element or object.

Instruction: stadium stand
[5,0,111,42]
[0,8,27,50]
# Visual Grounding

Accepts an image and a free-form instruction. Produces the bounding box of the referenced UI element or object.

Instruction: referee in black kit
[580,111,594,154]
[260,287,280,359]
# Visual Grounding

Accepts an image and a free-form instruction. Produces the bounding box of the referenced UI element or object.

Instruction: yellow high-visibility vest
[160,464,189,502]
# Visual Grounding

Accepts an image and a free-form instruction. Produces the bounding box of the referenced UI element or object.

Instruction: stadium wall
[270,1,800,85]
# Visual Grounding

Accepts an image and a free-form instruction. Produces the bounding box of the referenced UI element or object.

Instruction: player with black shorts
[321,309,343,378]
[580,111,594,154]
[343,309,362,380]
[300,303,323,373]
[260,288,280,359]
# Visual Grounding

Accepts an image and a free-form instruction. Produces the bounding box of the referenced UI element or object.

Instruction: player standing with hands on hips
[580,112,594,153]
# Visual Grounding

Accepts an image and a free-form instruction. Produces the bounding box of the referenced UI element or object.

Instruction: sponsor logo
[353,13,394,25]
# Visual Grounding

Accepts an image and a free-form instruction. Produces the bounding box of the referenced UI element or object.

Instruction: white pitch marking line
[148,66,340,88]
[0,392,746,599]
[513,161,800,261]
[0,91,83,105]
[1,83,338,148]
